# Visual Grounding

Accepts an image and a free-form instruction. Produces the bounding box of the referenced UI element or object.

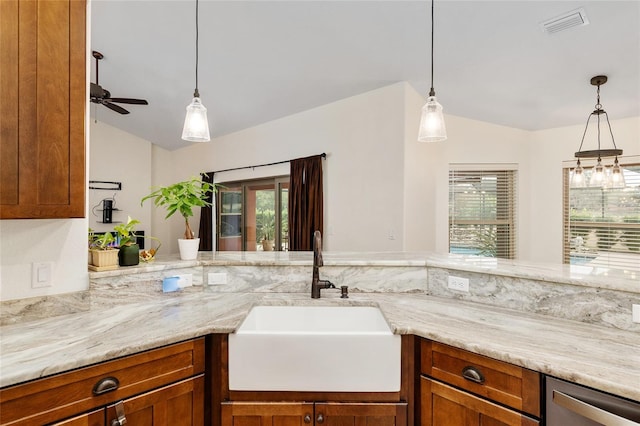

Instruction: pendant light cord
[194,0,200,98]
[429,0,435,97]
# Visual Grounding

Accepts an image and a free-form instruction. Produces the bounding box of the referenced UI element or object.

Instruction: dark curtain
[198,172,215,251]
[289,155,324,251]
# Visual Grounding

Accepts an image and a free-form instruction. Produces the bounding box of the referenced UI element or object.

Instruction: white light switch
[31,262,54,288]
[208,272,227,285]
[633,304,640,323]
[448,275,469,292]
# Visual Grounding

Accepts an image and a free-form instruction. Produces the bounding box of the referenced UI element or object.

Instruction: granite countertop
[1,291,638,402]
[90,251,639,294]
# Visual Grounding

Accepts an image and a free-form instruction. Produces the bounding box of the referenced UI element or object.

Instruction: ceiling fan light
[182,96,210,142]
[418,96,447,142]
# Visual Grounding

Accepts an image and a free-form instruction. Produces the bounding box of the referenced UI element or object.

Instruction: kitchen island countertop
[1,291,638,401]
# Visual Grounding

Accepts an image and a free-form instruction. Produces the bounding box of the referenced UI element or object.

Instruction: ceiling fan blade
[109,98,149,105]
[103,101,130,115]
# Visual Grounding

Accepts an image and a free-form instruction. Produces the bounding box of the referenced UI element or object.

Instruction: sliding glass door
[217,177,289,251]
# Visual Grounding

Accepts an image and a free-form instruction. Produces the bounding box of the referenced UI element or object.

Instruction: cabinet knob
[316,413,325,424]
[462,366,485,384]
[304,414,312,424]
[93,376,120,395]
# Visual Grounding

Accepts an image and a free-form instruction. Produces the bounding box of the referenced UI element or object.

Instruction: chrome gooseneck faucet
[311,230,335,298]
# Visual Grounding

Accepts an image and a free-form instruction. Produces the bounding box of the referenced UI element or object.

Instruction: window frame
[563,158,640,271]
[448,164,518,259]
[216,175,289,251]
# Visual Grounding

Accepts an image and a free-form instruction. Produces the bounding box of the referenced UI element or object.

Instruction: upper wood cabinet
[0,0,86,219]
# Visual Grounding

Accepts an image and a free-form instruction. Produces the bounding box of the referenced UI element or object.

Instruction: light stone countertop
[1,291,638,402]
[90,251,639,294]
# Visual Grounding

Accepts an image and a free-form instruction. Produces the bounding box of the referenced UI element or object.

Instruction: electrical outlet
[633,304,640,323]
[448,275,469,292]
[208,272,227,285]
[175,274,193,288]
[31,262,54,288]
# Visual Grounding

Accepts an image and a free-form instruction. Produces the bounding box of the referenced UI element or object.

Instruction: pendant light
[182,0,211,142]
[418,0,447,142]
[570,76,624,188]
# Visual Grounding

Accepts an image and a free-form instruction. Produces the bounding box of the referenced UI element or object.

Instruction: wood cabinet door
[105,376,205,426]
[315,402,407,426]
[0,0,86,219]
[0,338,205,426]
[421,378,539,426]
[221,401,315,426]
[51,409,104,426]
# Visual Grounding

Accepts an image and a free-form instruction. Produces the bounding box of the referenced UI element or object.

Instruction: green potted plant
[141,176,216,260]
[113,216,141,266]
[88,228,119,270]
[257,210,275,251]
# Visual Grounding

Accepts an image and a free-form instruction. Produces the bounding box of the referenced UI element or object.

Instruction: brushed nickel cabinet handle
[93,376,120,395]
[462,366,485,384]
[316,413,325,423]
[303,414,312,424]
[553,390,639,426]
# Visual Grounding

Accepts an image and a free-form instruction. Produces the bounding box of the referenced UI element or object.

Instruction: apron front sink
[228,305,401,392]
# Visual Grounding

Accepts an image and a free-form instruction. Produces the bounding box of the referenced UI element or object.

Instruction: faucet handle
[340,285,349,299]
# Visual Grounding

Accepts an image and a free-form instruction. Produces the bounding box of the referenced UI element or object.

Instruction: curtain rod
[211,153,326,174]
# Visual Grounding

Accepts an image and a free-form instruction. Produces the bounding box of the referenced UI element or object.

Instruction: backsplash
[428,268,640,331]
[2,254,637,331]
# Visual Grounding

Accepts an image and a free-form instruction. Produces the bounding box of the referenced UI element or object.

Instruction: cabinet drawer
[0,338,204,425]
[421,340,540,417]
[421,377,539,426]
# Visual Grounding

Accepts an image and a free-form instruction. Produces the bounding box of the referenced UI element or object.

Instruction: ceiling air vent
[540,8,589,34]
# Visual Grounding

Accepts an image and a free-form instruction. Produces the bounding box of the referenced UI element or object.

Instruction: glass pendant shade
[589,159,606,187]
[182,96,210,142]
[418,96,447,142]
[610,158,626,188]
[570,161,586,188]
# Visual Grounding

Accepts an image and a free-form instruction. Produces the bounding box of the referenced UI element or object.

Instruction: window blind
[563,161,640,272]
[449,169,517,259]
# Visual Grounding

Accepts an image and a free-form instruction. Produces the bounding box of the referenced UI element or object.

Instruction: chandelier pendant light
[418,0,447,142]
[570,75,624,188]
[182,0,211,142]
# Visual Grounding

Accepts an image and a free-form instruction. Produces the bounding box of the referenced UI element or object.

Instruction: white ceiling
[90,1,640,151]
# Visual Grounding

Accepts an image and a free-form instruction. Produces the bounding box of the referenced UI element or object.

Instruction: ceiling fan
[90,51,148,115]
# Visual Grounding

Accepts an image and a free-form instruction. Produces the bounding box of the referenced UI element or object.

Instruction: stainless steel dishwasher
[546,376,640,425]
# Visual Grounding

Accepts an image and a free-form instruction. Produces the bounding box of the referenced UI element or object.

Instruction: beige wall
[88,121,153,237]
[1,81,638,301]
[153,82,408,253]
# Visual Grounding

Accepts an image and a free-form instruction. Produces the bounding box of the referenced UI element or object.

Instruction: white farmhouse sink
[228,306,401,392]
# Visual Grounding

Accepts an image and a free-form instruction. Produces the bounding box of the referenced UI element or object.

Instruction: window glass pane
[449,169,517,259]
[218,185,243,251]
[565,162,640,271]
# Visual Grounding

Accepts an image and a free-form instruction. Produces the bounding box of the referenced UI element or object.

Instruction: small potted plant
[258,210,276,251]
[88,228,119,270]
[113,216,140,266]
[141,176,216,260]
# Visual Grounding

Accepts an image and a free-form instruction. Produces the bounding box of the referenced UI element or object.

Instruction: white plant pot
[178,238,200,260]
